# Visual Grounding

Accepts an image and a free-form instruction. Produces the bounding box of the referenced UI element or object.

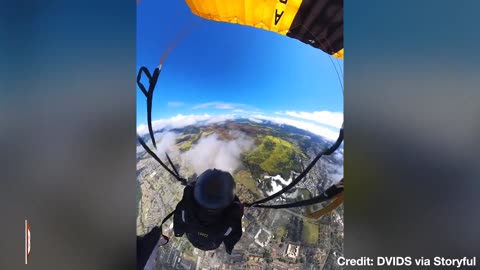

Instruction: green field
[179,140,193,151]
[234,170,261,196]
[303,221,319,245]
[275,226,286,242]
[176,133,201,152]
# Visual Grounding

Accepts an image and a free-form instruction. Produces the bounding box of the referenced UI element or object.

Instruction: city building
[285,244,300,262]
[254,228,272,247]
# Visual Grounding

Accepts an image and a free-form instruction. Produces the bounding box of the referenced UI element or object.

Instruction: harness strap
[307,193,344,219]
[136,23,200,185]
[224,227,233,236]
[158,210,175,246]
[252,179,344,209]
[137,66,161,149]
[137,135,187,185]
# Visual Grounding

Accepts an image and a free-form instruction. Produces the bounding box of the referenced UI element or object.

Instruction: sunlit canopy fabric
[185,0,344,59]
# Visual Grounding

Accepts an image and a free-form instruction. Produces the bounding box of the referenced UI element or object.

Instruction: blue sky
[136,1,343,139]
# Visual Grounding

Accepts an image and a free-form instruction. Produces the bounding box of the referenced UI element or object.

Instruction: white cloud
[251,114,340,141]
[136,132,178,156]
[137,114,210,135]
[181,132,254,174]
[205,114,236,124]
[279,111,343,129]
[167,101,184,107]
[154,132,178,156]
[137,114,234,135]
[248,117,263,123]
[193,102,245,110]
[137,113,341,142]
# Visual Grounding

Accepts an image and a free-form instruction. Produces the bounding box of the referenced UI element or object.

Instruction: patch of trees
[263,250,273,263]
[286,216,304,243]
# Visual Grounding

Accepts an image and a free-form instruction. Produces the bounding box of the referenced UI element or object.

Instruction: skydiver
[137,168,244,270]
[173,169,244,252]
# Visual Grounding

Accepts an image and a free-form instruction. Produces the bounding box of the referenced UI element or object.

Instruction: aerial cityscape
[137,119,344,270]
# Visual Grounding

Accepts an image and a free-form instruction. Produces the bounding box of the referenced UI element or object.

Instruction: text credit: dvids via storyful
[337,256,476,268]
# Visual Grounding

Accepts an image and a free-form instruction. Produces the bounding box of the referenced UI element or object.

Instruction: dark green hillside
[244,135,305,179]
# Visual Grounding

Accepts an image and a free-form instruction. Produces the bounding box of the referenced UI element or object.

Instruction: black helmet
[194,169,236,210]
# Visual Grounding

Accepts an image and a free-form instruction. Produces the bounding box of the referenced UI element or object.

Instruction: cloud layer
[139,130,254,175]
[138,112,343,179]
[137,114,235,136]
[181,131,254,175]
[154,132,178,156]
[250,114,340,141]
[279,111,343,129]
[137,111,342,142]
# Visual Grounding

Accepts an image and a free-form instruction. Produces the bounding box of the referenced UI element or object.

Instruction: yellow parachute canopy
[185,0,344,59]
